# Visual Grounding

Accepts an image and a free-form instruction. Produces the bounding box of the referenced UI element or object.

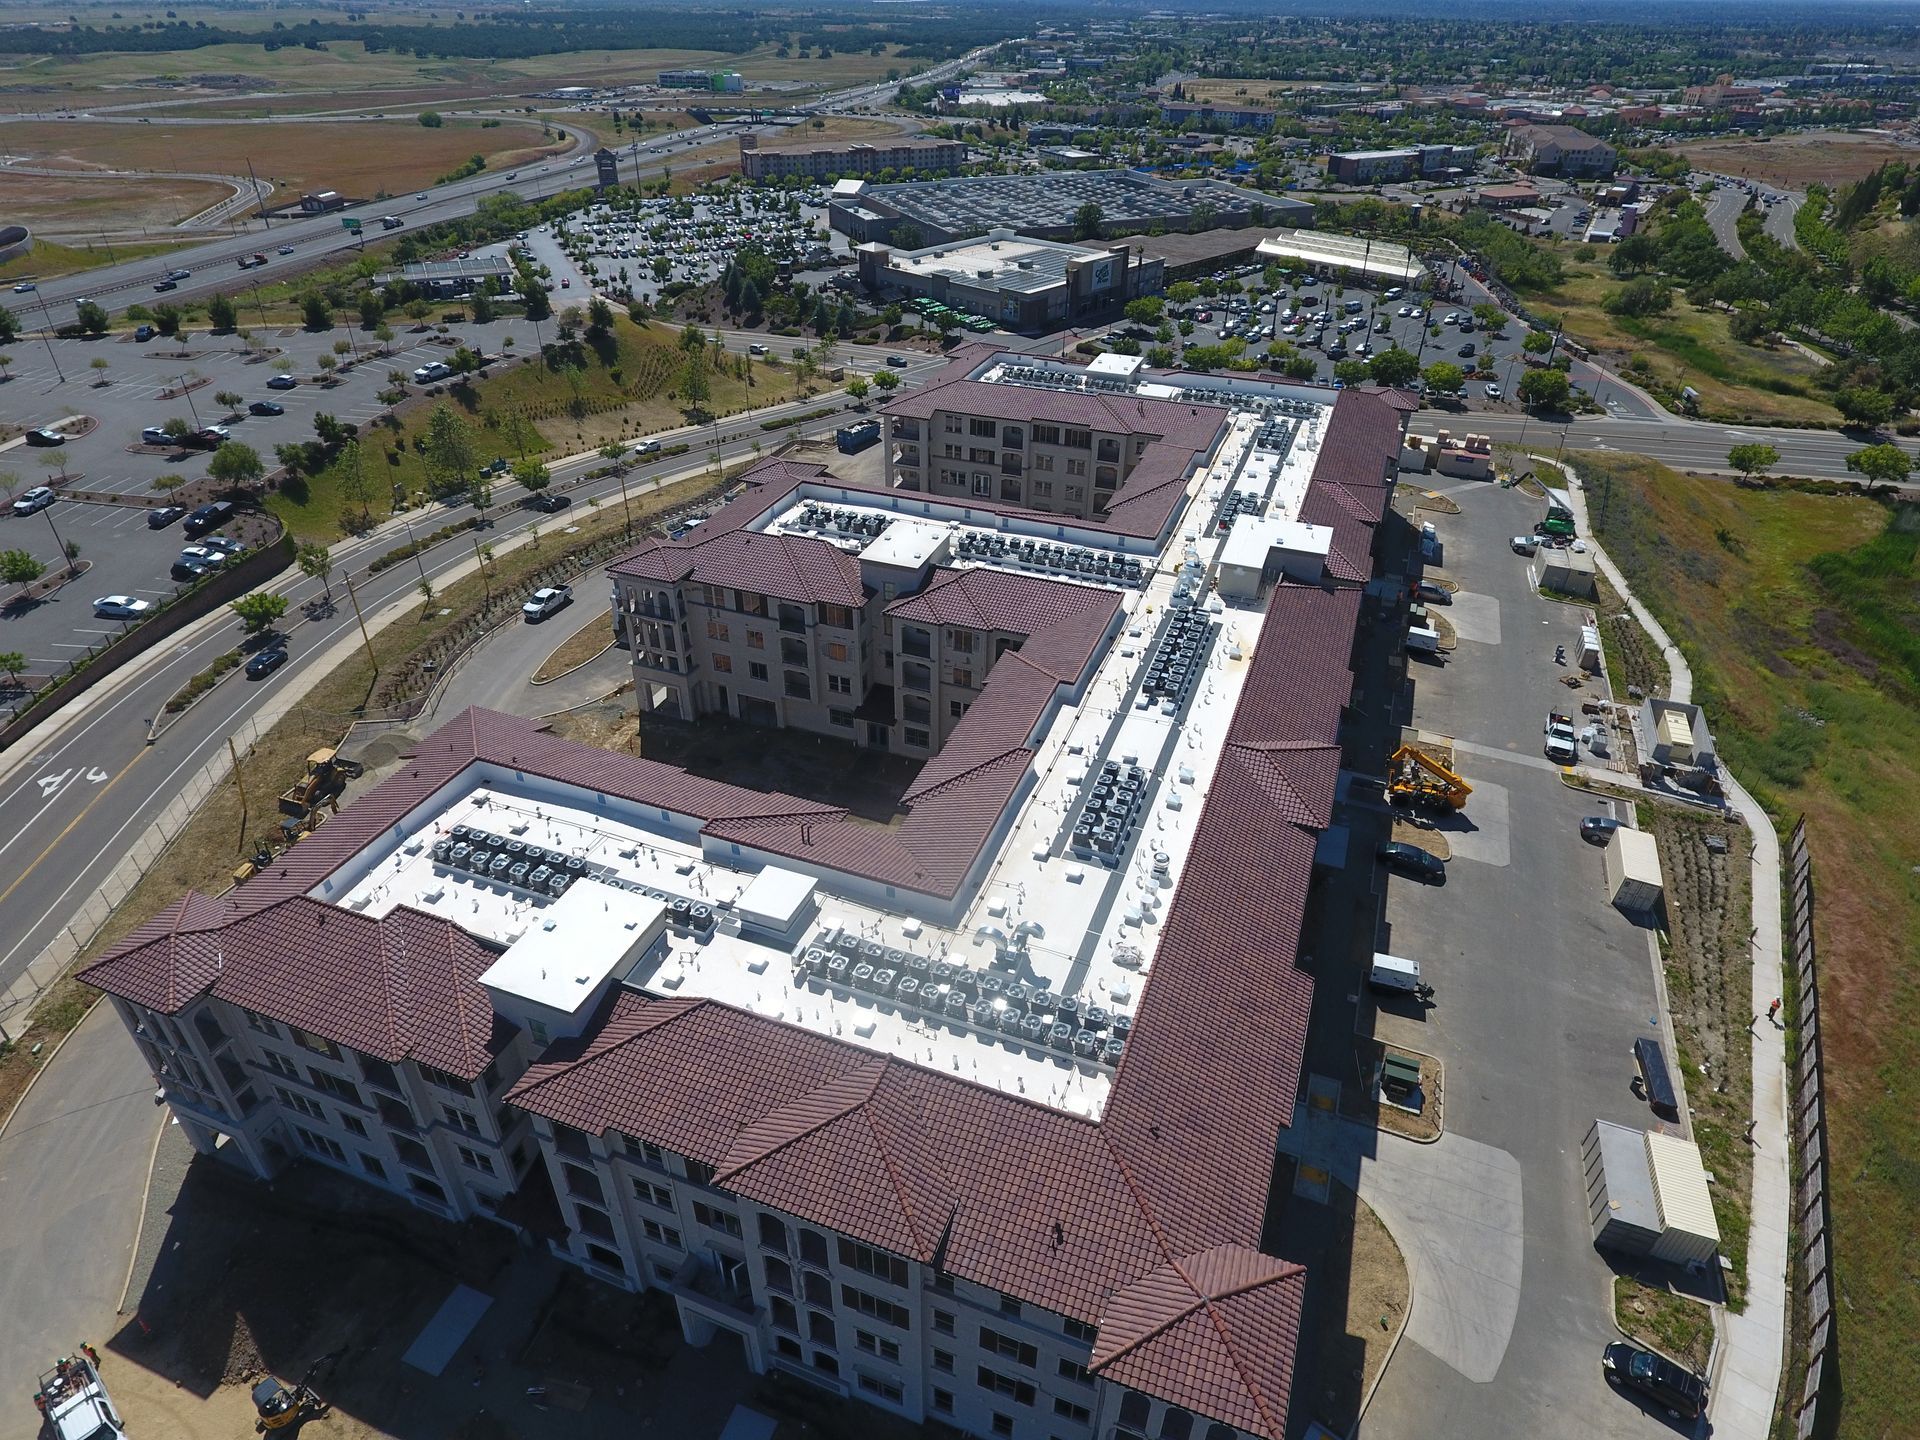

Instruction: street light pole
[403,514,430,588]
[42,503,74,576]
[343,573,378,680]
[33,292,66,383]
[179,377,203,427]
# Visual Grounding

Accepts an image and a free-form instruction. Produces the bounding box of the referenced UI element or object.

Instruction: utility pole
[343,574,378,679]
[43,504,74,575]
[617,469,633,540]
[33,292,66,384]
[227,735,248,839]
[179,377,203,427]
[247,157,271,229]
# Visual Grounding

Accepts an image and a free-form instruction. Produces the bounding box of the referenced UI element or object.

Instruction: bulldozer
[1387,743,1471,811]
[278,748,365,821]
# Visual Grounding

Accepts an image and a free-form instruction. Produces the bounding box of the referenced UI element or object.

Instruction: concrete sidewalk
[1558,457,1788,1437]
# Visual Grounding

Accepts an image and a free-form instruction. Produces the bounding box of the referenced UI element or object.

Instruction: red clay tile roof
[81,896,511,1079]
[1092,1246,1308,1440]
[611,529,866,609]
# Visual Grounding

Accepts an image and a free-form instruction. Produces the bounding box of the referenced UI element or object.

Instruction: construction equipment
[1387,743,1472,811]
[33,1346,126,1440]
[252,1359,330,1432]
[278,748,364,820]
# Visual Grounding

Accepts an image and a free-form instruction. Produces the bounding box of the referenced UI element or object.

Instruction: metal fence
[1786,816,1835,1440]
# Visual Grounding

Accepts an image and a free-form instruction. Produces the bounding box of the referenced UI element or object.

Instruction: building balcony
[667,1253,759,1325]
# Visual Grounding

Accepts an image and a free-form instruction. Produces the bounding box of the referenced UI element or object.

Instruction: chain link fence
[1785,816,1835,1440]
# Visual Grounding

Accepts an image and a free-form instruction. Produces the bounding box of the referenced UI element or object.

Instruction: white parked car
[94,595,153,620]
[1510,535,1537,555]
[12,486,56,516]
[1485,383,1503,400]
[412,361,452,383]
[522,584,572,621]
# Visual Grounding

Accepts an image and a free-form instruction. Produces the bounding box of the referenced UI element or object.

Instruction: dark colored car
[148,505,187,529]
[24,428,64,447]
[248,400,285,416]
[1602,1342,1706,1420]
[885,354,909,367]
[245,645,288,680]
[266,374,298,390]
[1376,841,1446,882]
[171,558,217,583]
[528,492,571,513]
[134,324,156,342]
[1580,816,1621,844]
[183,501,235,537]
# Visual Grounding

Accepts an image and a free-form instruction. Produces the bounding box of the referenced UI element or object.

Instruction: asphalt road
[1703,187,1750,261]
[1361,484,1683,1440]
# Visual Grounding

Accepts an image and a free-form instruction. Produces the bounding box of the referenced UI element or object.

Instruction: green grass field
[0,235,199,283]
[1576,452,1920,1440]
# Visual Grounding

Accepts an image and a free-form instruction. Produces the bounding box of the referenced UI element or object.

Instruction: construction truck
[1387,743,1472,811]
[33,1347,127,1440]
[278,748,364,820]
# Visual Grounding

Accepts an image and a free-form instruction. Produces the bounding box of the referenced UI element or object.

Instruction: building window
[781,637,808,668]
[759,1213,789,1252]
[829,708,854,728]
[1063,1318,1098,1345]
[821,605,854,629]
[242,1009,278,1037]
[979,1367,1036,1405]
[746,628,766,649]
[803,1270,833,1307]
[812,1352,839,1377]
[408,1174,448,1205]
[775,1335,802,1361]
[552,1124,591,1160]
[1118,1393,1151,1429]
[999,1294,1023,1318]
[1054,1398,1092,1424]
[857,1372,905,1404]
[841,1285,911,1330]
[1058,1357,1091,1384]
[708,619,731,641]
[576,1204,615,1241]
[808,1311,836,1346]
[969,418,998,438]
[359,1056,401,1093]
[261,1050,299,1081]
[622,1135,665,1168]
[991,1414,1014,1438]
[933,1309,955,1336]
[288,1028,341,1061]
[784,670,811,700]
[642,1219,682,1249]
[586,1243,625,1275]
[458,1146,495,1175]
[443,1104,480,1134]
[274,1086,325,1121]
[825,640,849,663]
[712,654,733,673]
[692,1201,742,1238]
[1032,424,1060,446]
[1063,428,1091,450]
[359,1153,387,1181]
[949,700,970,719]
[800,1229,830,1267]
[1159,1409,1194,1440]
[900,660,930,693]
[772,1296,799,1334]
[855,1330,901,1363]
[828,673,852,695]
[902,695,931,726]
[766,1256,795,1295]
[295,1127,346,1163]
[933,1349,954,1373]
[749,662,769,682]
[419,1065,474,1097]
[972,475,993,497]
[904,727,930,749]
[564,1163,605,1204]
[394,1136,434,1174]
[951,668,973,689]
[341,1114,368,1139]
[980,1327,1038,1367]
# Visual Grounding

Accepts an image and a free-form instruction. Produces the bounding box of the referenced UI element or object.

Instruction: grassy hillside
[1576,452,1919,1440]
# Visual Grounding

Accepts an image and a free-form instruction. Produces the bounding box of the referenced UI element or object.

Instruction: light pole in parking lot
[31,291,66,384]
[41,503,74,577]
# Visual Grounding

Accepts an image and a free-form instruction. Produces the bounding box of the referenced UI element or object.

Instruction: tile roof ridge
[718,1056,893,1179]
[511,994,709,1101]
[1097,1128,1182,1274]
[1163,1250,1306,1440]
[901,744,1034,804]
[859,1077,953,1261]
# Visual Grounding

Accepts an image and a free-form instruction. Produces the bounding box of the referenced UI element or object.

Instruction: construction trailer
[1603,827,1664,913]
[1583,1120,1721,1265]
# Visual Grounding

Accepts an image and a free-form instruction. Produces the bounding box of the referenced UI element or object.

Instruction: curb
[116,1108,171,1315]
[1347,1186,1417,1438]
[0,994,104,1142]
[529,618,616,687]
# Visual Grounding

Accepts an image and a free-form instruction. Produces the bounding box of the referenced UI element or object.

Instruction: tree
[213,389,244,416]
[514,459,551,493]
[316,353,338,380]
[0,308,17,345]
[598,442,627,469]
[153,303,183,338]
[469,291,496,324]
[405,299,432,327]
[337,438,374,521]
[679,354,711,413]
[422,405,477,498]
[207,440,266,490]
[1523,329,1555,356]
[1835,386,1896,429]
[357,292,386,329]
[871,369,900,393]
[0,651,25,690]
[1333,359,1371,387]
[1608,232,1658,276]
[230,591,290,635]
[1124,297,1165,326]
[1844,442,1912,495]
[272,355,295,378]
[373,322,395,354]
[205,293,238,332]
[0,353,12,381]
[301,292,334,331]
[1605,277,1671,318]
[1727,442,1781,485]
[846,375,870,403]
[1421,361,1466,396]
[1471,302,1505,331]
[1517,367,1573,411]
[1367,346,1419,387]
[295,542,333,599]
[161,416,195,442]
[89,356,111,385]
[75,300,109,336]
[1072,201,1104,240]
[0,549,45,597]
[418,110,444,127]
[586,297,616,335]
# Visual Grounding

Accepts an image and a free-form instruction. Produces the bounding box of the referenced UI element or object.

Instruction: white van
[1369,953,1424,993]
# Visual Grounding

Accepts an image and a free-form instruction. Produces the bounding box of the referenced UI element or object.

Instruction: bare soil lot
[0,168,230,232]
[0,116,565,209]
[1676,132,1913,189]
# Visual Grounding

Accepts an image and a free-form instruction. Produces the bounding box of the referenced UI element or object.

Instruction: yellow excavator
[278,748,365,820]
[1387,743,1471,811]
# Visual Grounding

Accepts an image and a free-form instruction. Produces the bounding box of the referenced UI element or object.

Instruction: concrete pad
[401,1284,492,1376]
[1435,778,1510,868]
[1445,591,1503,646]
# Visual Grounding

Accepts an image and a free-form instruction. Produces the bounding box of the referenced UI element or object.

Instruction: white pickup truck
[1545,712,1578,764]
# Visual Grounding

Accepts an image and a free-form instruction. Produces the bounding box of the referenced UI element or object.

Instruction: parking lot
[1352,481,1688,1440]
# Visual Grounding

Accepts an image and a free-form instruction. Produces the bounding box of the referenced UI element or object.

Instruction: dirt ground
[1642,803,1754,1307]
[1296,1181,1410,1434]
[531,607,614,684]
[1676,132,1912,189]
[0,170,231,233]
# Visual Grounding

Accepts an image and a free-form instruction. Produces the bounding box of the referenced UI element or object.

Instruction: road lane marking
[0,748,145,911]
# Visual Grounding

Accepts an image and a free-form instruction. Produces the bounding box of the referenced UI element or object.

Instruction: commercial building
[739,135,968,183]
[1502,124,1618,177]
[1157,100,1278,131]
[829,169,1312,247]
[659,68,744,92]
[1254,227,1421,284]
[855,230,1161,333]
[299,190,345,214]
[83,355,1407,1440]
[1325,145,1477,184]
[376,255,514,298]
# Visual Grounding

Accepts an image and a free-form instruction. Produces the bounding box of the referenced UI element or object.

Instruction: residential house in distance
[739,135,968,183]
